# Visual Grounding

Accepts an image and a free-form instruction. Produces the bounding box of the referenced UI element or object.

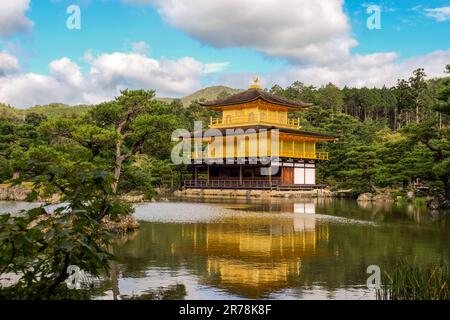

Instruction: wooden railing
[210,114,300,129]
[183,180,322,190]
[191,151,329,160]
[183,179,278,189]
[279,151,329,160]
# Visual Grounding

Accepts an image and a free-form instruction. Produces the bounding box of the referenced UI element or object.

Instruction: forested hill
[0,103,92,119]
[157,85,243,106]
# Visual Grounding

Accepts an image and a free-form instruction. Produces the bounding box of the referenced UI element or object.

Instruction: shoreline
[0,184,439,210]
[1,183,351,202]
[173,188,351,199]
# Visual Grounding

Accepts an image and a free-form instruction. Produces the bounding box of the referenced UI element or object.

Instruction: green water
[1,199,449,299]
[100,198,450,300]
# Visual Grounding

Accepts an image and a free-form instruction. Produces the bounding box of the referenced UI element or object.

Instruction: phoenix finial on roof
[249,77,261,89]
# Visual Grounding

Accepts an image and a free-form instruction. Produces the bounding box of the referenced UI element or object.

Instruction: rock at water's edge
[357,193,373,202]
[373,193,394,203]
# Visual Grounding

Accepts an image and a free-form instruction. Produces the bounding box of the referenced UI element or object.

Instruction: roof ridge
[200,87,311,109]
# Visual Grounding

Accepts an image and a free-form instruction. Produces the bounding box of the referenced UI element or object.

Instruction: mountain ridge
[157,85,243,107]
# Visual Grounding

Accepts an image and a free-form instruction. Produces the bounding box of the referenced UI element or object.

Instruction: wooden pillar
[194,166,198,183]
[239,165,243,185]
[207,166,210,183]
[269,165,272,183]
[304,163,306,185]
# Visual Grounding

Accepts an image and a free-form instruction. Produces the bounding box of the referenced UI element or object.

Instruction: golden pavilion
[184,79,336,190]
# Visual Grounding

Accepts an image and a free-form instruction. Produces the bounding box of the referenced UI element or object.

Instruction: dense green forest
[1,66,450,205]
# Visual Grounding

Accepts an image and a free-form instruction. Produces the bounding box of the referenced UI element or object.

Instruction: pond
[1,198,449,299]
[98,198,450,300]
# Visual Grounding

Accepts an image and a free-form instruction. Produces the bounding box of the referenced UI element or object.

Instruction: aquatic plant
[377,259,449,300]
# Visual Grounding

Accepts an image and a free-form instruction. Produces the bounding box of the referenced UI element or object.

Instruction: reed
[377,260,450,300]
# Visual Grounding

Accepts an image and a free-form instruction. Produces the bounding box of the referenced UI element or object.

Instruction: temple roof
[275,127,337,140]
[200,88,312,110]
[190,125,337,141]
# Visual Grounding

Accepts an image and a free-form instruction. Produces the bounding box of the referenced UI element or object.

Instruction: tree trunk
[112,121,127,194]
[112,141,124,194]
[110,260,120,300]
[416,103,419,124]
[394,108,397,130]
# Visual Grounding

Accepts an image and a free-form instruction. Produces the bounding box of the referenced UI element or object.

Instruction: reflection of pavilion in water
[179,201,331,298]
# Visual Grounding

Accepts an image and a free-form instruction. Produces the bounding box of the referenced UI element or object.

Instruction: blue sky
[0,0,449,107]
[345,1,450,57]
[12,0,289,74]
[13,0,450,73]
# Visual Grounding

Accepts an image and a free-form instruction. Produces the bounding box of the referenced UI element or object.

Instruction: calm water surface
[1,198,449,300]
[104,198,450,300]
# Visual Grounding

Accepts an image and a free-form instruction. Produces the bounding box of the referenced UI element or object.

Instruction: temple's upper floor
[192,79,337,163]
[201,79,310,130]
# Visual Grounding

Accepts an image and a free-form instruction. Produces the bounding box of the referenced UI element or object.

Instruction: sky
[0,0,449,108]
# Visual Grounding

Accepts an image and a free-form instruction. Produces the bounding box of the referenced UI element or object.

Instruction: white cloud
[425,6,450,22]
[0,51,20,76]
[89,52,205,95]
[218,50,450,89]
[0,73,86,108]
[120,0,449,89]
[0,51,217,108]
[0,0,33,36]
[124,0,356,64]
[49,57,84,87]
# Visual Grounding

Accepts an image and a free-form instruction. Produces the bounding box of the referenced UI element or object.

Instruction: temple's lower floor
[183,159,321,190]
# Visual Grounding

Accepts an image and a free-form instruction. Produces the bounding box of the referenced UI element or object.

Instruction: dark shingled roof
[200,88,312,109]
